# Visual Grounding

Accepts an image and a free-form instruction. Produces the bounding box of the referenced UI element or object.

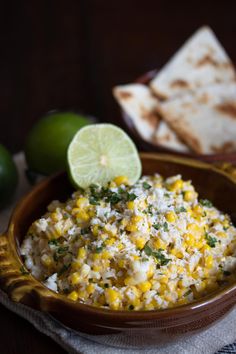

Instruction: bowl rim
[4,152,236,320]
[119,69,236,162]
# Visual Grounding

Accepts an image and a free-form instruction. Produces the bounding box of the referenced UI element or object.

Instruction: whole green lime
[0,144,18,208]
[24,112,90,175]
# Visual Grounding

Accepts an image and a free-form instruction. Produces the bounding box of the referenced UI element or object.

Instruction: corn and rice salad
[20,174,236,311]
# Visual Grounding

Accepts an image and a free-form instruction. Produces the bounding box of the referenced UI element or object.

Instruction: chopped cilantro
[95,246,104,253]
[57,246,69,254]
[153,249,171,266]
[48,239,59,246]
[81,227,90,235]
[199,199,213,208]
[20,266,29,275]
[89,195,100,205]
[223,270,231,276]
[163,222,169,232]
[153,223,161,230]
[143,181,151,190]
[205,233,217,248]
[176,206,186,213]
[164,193,170,198]
[144,244,152,256]
[223,226,229,231]
[144,245,171,266]
[127,193,137,201]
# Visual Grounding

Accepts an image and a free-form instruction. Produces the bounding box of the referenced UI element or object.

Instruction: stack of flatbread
[113,26,236,154]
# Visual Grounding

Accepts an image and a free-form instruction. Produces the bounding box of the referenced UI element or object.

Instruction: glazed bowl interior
[119,70,236,164]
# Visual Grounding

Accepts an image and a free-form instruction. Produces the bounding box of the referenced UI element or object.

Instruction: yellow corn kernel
[178,280,185,289]
[193,204,202,214]
[93,265,102,272]
[132,254,140,260]
[195,240,204,249]
[205,255,213,268]
[217,231,227,238]
[54,224,63,237]
[105,288,121,302]
[169,179,183,192]
[177,288,186,297]
[76,210,90,222]
[92,253,101,261]
[118,259,125,268]
[201,244,211,252]
[170,248,183,259]
[160,276,169,284]
[102,250,112,259]
[134,237,146,249]
[51,212,59,222]
[71,260,81,270]
[187,223,202,235]
[41,254,52,267]
[71,207,80,215]
[184,233,195,247]
[126,216,143,232]
[117,243,124,250]
[104,237,116,246]
[144,301,155,310]
[113,175,129,186]
[184,191,195,202]
[124,276,135,286]
[153,238,166,250]
[92,224,99,236]
[76,197,88,208]
[67,291,78,301]
[158,284,166,294]
[192,271,199,280]
[86,284,95,295]
[77,247,86,259]
[127,201,135,210]
[88,209,95,217]
[138,281,151,292]
[177,265,184,273]
[165,211,176,223]
[70,272,81,285]
[77,290,87,300]
[222,219,229,229]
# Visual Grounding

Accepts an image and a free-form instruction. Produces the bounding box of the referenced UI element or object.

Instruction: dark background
[1,1,236,353]
[1,0,236,153]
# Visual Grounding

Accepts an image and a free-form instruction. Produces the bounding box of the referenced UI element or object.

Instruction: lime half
[67,124,141,188]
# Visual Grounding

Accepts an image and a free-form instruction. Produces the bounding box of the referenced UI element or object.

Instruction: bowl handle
[0,232,54,306]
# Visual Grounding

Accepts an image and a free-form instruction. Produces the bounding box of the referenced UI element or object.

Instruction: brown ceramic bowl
[1,153,236,347]
[119,70,236,164]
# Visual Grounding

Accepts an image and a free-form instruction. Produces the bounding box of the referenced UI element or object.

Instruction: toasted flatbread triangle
[150,26,236,99]
[113,84,159,141]
[158,83,236,154]
[113,84,189,152]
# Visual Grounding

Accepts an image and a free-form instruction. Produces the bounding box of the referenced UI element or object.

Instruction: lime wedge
[67,124,141,188]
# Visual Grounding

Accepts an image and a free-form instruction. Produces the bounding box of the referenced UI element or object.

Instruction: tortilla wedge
[158,82,236,154]
[150,26,236,99]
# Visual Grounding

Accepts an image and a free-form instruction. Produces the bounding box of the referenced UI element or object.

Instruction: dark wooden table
[0,304,66,354]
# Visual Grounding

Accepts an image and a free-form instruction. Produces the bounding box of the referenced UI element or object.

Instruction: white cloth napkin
[0,153,236,354]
